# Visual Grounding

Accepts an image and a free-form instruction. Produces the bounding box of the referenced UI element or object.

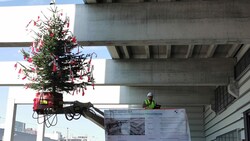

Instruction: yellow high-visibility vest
[144,99,156,109]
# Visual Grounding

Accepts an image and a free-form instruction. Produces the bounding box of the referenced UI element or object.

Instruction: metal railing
[235,48,250,80]
[214,86,236,114]
[216,129,241,141]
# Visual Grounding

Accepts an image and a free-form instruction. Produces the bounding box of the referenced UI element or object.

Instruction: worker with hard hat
[143,92,159,109]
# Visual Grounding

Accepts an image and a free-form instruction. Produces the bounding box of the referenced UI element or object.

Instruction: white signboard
[104,109,191,141]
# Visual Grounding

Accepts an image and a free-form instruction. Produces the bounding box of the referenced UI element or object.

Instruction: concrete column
[3,98,16,141]
[36,115,45,141]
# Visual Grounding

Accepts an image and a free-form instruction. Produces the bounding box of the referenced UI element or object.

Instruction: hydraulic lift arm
[44,101,105,129]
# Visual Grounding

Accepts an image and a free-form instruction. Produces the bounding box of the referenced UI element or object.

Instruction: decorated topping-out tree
[15,7,96,113]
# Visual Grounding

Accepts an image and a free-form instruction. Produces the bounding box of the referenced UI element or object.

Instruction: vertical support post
[67,127,69,141]
[36,115,45,141]
[3,98,17,141]
[244,109,250,141]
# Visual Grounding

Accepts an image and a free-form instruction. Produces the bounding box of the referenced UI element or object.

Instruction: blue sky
[0,0,111,140]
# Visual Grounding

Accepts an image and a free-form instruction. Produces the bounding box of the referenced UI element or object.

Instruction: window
[216,129,241,141]
[244,109,250,141]
[214,86,236,113]
[235,48,250,80]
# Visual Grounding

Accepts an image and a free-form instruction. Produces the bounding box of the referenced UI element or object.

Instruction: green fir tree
[17,7,95,96]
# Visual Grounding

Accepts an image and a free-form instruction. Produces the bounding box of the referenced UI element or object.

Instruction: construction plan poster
[104,109,191,141]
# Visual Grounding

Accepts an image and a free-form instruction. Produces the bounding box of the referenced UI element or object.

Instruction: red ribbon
[53,62,57,72]
[14,63,17,70]
[18,68,22,74]
[22,76,27,80]
[72,37,77,43]
[28,58,33,63]
[25,84,30,89]
[82,89,85,96]
[79,70,83,80]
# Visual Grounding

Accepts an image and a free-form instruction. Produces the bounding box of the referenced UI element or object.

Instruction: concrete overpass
[0,0,250,141]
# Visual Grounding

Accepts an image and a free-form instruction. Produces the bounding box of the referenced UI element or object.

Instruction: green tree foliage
[17,7,95,96]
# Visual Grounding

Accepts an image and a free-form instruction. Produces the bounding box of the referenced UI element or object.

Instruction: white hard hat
[147,92,153,97]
